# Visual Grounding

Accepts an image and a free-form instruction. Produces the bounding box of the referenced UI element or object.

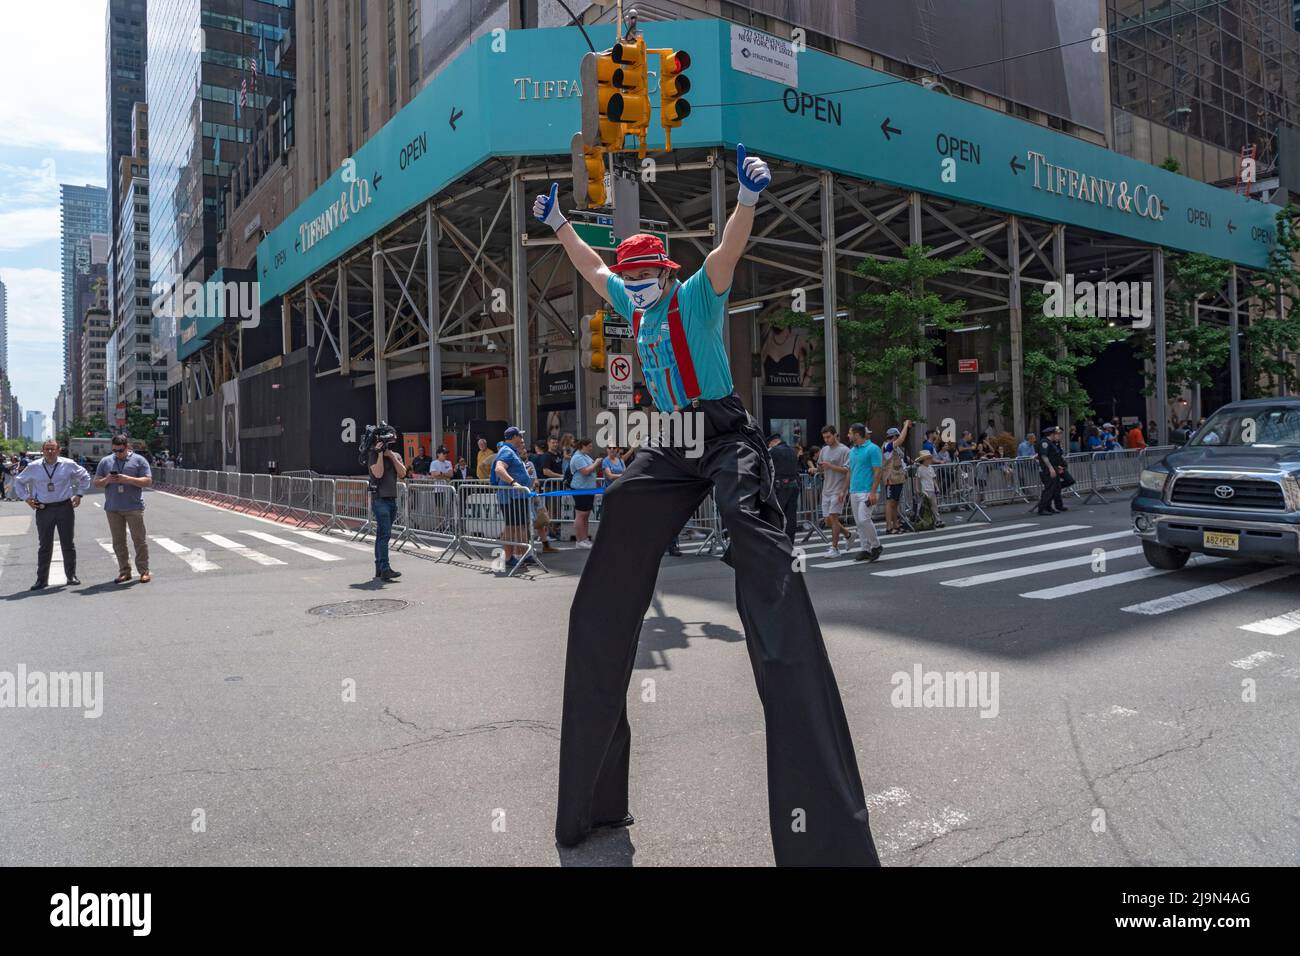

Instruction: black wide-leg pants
[555,395,880,866]
[35,500,76,584]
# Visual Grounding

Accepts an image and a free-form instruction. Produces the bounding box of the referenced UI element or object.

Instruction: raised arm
[705,144,771,295]
[533,183,613,302]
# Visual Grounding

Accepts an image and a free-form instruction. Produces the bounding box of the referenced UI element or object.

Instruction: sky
[0,0,108,432]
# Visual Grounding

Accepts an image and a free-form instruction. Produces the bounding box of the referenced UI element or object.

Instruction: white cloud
[0,208,60,251]
[0,1,107,154]
[1,266,65,416]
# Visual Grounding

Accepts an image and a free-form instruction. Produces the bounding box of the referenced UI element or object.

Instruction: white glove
[735,143,771,207]
[532,182,567,232]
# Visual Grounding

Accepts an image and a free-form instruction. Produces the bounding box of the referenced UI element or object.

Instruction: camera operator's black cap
[436,446,448,454]
[504,426,525,439]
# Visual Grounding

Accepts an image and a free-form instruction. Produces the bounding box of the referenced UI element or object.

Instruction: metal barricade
[264,475,293,519]
[333,479,373,537]
[249,473,272,515]
[396,480,459,548]
[443,480,546,576]
[284,476,314,525]
[310,478,340,530]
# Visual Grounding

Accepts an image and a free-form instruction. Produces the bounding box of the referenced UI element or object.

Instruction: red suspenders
[633,288,700,405]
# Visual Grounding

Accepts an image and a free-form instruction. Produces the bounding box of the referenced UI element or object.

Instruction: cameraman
[368,427,407,581]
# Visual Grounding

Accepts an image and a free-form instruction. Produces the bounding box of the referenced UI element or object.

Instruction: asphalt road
[1,483,1297,866]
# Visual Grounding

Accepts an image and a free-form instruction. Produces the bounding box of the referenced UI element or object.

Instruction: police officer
[767,433,802,544]
[14,439,92,589]
[1035,425,1067,515]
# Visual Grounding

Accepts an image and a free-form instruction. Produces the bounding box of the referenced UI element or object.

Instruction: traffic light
[570,132,607,209]
[610,36,651,148]
[658,49,691,143]
[580,51,625,151]
[580,311,607,372]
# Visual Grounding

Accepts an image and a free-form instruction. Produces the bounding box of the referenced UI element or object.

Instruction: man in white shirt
[428,446,453,480]
[14,440,92,590]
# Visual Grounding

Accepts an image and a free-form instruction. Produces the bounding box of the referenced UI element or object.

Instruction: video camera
[358,421,399,466]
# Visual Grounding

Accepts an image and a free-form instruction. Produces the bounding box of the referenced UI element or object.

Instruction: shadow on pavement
[556,829,635,867]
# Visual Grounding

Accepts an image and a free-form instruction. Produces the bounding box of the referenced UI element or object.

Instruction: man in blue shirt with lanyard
[533,145,879,866]
[15,439,91,590]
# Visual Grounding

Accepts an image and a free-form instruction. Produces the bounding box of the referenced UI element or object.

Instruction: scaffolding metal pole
[281,297,290,355]
[1007,215,1026,441]
[1153,247,1168,446]
[1052,224,1068,432]
[1229,265,1241,402]
[425,201,442,447]
[910,192,927,434]
[339,261,350,375]
[820,170,839,428]
[372,237,388,423]
[511,173,531,427]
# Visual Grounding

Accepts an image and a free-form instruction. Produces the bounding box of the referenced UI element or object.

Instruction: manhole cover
[308,599,409,618]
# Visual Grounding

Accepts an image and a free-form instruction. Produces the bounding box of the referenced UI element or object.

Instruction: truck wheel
[1142,540,1190,570]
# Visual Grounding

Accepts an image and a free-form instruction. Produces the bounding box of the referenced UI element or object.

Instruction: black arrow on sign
[449,106,464,131]
[880,117,902,141]
[373,172,383,191]
[1010,155,1026,175]
[1227,220,1237,233]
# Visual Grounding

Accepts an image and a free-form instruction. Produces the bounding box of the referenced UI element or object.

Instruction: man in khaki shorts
[815,424,851,553]
[93,435,153,583]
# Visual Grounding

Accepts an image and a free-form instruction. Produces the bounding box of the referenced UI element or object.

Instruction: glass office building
[148,0,293,383]
[1109,0,1300,182]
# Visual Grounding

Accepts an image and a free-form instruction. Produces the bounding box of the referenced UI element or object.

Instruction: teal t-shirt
[605,269,733,411]
[849,441,882,494]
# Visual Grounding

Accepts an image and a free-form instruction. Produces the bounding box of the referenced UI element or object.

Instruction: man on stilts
[534,145,880,866]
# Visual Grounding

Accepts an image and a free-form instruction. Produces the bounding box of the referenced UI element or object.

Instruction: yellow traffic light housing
[570,133,607,209]
[581,51,625,151]
[658,50,691,147]
[580,311,608,371]
[610,37,651,144]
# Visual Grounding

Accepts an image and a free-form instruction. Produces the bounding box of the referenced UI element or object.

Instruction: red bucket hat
[610,233,681,273]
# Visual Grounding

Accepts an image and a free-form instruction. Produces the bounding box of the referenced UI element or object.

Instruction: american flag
[249,50,258,94]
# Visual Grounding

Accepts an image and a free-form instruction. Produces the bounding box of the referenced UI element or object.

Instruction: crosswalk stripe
[199,533,286,566]
[1238,608,1300,636]
[943,545,1145,588]
[96,538,116,556]
[816,524,1091,570]
[883,522,1040,549]
[868,530,1132,577]
[1121,566,1300,616]
[806,522,1040,559]
[151,536,221,572]
[48,548,67,585]
[242,530,343,562]
[1020,554,1224,599]
[292,529,378,554]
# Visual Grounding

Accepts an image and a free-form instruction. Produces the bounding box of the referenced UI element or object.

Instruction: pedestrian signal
[570,133,607,208]
[581,311,608,372]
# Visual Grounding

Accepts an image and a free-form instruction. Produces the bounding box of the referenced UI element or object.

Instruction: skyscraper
[149,0,293,400]
[105,0,148,336]
[60,184,109,426]
[25,410,46,443]
[0,274,8,373]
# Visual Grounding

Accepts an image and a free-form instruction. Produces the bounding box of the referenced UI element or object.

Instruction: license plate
[1203,531,1240,551]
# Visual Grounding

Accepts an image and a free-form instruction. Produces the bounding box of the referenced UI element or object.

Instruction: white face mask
[625,275,666,309]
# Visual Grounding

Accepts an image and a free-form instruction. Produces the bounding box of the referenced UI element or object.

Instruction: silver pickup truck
[1131,399,1300,570]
